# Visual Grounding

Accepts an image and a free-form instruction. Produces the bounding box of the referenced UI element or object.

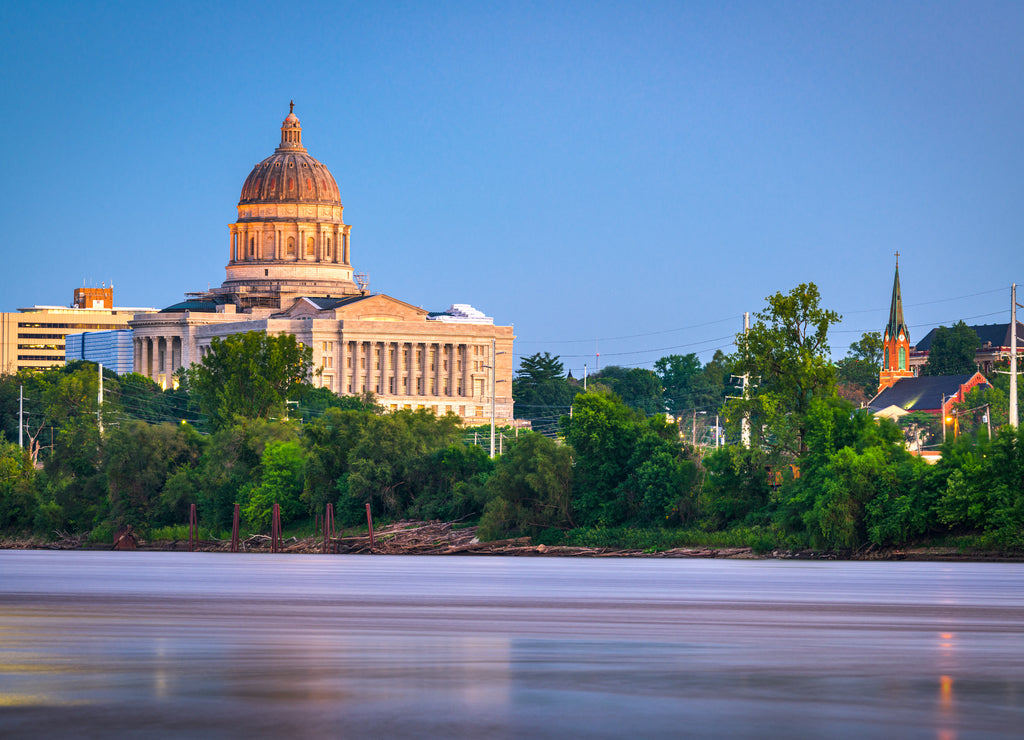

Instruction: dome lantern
[278,100,305,153]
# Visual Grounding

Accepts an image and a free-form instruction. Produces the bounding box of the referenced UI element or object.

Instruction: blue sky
[2,1,1021,376]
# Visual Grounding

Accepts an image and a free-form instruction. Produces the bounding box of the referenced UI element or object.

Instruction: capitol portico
[130,105,514,424]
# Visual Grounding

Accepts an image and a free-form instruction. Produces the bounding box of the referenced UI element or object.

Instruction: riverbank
[4,520,1023,561]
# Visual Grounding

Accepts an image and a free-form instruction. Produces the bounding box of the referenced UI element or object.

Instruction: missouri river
[1,552,1022,738]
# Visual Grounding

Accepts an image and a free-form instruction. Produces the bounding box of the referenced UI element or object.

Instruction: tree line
[1,286,1022,551]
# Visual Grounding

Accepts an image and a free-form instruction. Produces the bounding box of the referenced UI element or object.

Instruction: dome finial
[290,99,295,114]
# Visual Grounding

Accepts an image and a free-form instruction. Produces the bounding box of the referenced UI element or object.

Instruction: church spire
[878,253,914,393]
[885,252,908,344]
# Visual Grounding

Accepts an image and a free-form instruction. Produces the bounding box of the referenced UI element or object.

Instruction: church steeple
[879,252,914,393]
[886,252,908,343]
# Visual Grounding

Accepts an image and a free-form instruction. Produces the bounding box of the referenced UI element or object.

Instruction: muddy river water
[1,551,1022,738]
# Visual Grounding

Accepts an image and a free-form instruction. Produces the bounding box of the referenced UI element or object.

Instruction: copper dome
[238,105,341,206]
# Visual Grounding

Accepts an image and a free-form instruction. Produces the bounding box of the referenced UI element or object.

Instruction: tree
[512,352,578,423]
[196,419,299,531]
[0,441,37,532]
[478,432,573,540]
[241,440,306,531]
[922,321,979,376]
[103,420,205,528]
[654,354,702,413]
[186,331,315,429]
[730,283,840,457]
[588,366,663,415]
[561,392,690,527]
[836,331,883,402]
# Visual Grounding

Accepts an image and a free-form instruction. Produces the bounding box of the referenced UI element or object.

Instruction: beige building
[1,287,155,374]
[131,105,514,424]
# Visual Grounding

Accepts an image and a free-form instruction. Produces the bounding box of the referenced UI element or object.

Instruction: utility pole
[97,363,104,435]
[486,338,506,458]
[490,339,496,458]
[1011,283,1019,429]
[692,410,697,447]
[741,312,750,447]
[19,385,24,449]
[941,394,946,443]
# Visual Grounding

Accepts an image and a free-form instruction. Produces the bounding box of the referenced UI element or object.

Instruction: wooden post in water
[322,503,336,554]
[188,503,198,552]
[365,502,375,551]
[231,504,240,553]
[271,503,282,553]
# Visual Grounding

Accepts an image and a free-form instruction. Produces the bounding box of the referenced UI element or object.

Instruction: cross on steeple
[895,250,900,268]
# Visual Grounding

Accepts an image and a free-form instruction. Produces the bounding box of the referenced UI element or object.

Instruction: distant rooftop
[913,322,1024,352]
[427,304,494,324]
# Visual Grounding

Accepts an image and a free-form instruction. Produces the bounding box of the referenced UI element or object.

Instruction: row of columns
[134,335,183,381]
[230,224,350,264]
[340,340,484,399]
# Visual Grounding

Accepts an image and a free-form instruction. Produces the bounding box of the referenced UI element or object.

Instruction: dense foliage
[1,283,1021,553]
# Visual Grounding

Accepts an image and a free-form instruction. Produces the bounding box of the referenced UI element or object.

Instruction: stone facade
[130,105,515,424]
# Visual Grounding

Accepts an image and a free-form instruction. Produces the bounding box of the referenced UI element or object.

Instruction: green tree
[922,321,979,376]
[241,440,306,531]
[196,419,299,531]
[345,409,463,520]
[589,366,663,415]
[654,354,703,413]
[934,427,1024,544]
[730,283,841,457]
[478,432,573,540]
[0,441,38,532]
[836,331,883,402]
[103,421,205,528]
[512,352,578,423]
[408,443,493,521]
[302,407,375,515]
[561,392,689,527]
[187,331,315,429]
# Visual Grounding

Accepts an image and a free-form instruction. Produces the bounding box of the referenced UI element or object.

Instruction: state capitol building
[130,105,515,425]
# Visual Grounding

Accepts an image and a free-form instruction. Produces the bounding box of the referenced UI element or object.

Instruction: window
[306,236,314,256]
[899,346,906,370]
[287,237,296,255]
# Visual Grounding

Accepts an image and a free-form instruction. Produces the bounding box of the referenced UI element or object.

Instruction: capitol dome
[238,104,341,206]
[219,103,358,305]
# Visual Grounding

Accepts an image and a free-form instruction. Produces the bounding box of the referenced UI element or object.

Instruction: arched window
[884,347,890,369]
[306,236,315,256]
[287,237,295,255]
[898,346,906,370]
[326,238,331,257]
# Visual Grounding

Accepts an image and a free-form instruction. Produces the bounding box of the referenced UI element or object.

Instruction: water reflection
[0,553,1022,738]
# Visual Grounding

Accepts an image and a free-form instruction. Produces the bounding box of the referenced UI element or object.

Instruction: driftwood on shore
[4,520,1021,560]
